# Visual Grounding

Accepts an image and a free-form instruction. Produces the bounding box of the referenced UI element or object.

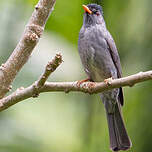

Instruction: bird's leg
[77,78,92,87]
[104,77,113,85]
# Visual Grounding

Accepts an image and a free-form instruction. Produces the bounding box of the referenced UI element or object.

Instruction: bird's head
[82,4,104,27]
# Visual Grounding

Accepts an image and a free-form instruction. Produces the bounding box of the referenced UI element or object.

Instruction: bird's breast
[78,25,117,82]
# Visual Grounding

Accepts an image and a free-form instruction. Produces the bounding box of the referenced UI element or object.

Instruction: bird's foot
[104,77,113,85]
[77,78,91,87]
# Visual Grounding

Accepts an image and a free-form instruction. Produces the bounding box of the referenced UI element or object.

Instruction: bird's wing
[105,32,124,106]
[105,32,122,78]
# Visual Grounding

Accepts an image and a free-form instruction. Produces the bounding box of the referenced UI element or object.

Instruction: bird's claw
[77,78,91,87]
[104,77,113,85]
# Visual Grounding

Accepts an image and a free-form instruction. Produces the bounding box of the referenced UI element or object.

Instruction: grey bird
[78,4,131,151]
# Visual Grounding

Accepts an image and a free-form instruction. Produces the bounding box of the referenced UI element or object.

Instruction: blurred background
[0,0,152,151]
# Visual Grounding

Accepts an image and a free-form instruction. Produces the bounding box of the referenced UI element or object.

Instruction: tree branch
[33,53,62,97]
[0,53,62,111]
[0,0,56,99]
[0,70,151,112]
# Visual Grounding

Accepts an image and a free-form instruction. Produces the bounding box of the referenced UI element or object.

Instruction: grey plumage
[78,4,131,151]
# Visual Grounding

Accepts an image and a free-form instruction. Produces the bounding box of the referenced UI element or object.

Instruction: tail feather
[105,102,131,151]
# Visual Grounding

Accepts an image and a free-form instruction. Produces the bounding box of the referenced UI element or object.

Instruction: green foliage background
[0,0,152,152]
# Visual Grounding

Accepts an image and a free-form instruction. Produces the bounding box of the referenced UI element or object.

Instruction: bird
[78,3,131,151]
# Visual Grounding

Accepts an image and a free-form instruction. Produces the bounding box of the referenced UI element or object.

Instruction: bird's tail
[104,102,131,151]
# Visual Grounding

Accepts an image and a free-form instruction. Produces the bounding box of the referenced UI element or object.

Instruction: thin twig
[0,70,151,112]
[33,53,62,97]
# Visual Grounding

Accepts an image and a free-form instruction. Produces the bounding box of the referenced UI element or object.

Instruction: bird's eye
[91,9,100,16]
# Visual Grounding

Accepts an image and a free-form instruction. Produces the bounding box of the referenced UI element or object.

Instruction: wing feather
[105,32,124,106]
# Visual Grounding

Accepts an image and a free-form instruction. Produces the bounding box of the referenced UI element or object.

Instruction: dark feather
[105,33,124,105]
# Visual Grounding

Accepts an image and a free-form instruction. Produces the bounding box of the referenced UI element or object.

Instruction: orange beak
[82,5,92,14]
